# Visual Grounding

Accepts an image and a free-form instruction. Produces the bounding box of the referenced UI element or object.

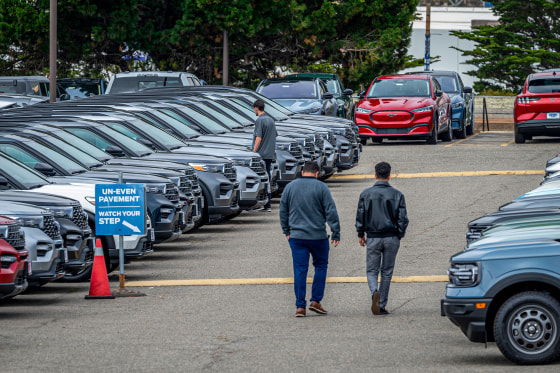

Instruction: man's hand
[358,237,366,247]
[331,240,339,247]
[286,235,290,240]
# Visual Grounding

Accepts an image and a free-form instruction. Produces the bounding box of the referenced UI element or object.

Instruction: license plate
[28,261,32,275]
[547,112,560,119]
[63,249,68,263]
[150,229,155,242]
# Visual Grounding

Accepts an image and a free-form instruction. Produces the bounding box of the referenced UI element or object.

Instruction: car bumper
[64,237,94,275]
[516,119,560,136]
[441,297,491,343]
[359,124,432,138]
[0,267,28,298]
[29,249,66,283]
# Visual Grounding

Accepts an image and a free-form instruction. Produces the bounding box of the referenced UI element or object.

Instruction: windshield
[58,81,103,98]
[0,153,49,188]
[65,126,152,156]
[528,78,560,93]
[4,139,85,174]
[172,103,230,133]
[155,108,203,137]
[102,117,186,149]
[47,129,113,161]
[198,102,244,128]
[231,97,290,120]
[434,76,458,93]
[38,133,103,167]
[110,76,183,93]
[367,79,431,98]
[258,80,317,99]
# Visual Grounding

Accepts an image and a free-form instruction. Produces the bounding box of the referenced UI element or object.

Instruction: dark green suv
[286,73,354,120]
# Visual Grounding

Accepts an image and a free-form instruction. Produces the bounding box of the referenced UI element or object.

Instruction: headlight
[355,107,373,114]
[332,128,345,135]
[447,262,480,287]
[145,183,166,194]
[412,105,434,113]
[276,143,290,151]
[11,216,45,229]
[189,163,225,173]
[232,159,251,167]
[1,254,17,268]
[0,226,8,239]
[85,196,96,205]
[50,206,74,219]
[451,102,463,109]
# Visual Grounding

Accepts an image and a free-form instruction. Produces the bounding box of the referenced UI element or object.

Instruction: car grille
[185,168,202,197]
[314,135,324,149]
[344,127,356,143]
[84,248,94,263]
[288,143,303,160]
[179,176,192,195]
[164,183,180,203]
[250,157,268,179]
[230,192,239,208]
[71,203,90,232]
[327,131,336,146]
[304,137,315,154]
[5,223,25,251]
[142,240,154,254]
[373,127,416,135]
[14,270,25,286]
[224,162,237,183]
[43,215,63,242]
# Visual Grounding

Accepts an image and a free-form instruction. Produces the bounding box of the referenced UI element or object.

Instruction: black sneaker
[371,292,380,315]
[266,207,271,212]
[378,308,389,315]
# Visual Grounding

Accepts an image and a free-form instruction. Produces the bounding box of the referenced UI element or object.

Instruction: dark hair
[375,161,391,179]
[253,99,265,111]
[302,161,320,175]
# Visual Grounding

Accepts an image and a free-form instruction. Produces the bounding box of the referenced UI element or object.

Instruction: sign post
[95,182,146,297]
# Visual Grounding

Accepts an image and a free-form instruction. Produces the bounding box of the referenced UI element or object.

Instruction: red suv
[0,216,29,299]
[355,74,451,145]
[515,71,560,143]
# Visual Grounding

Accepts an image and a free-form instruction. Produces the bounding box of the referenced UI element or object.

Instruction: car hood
[0,190,79,207]
[359,97,434,111]
[453,238,560,261]
[0,200,51,216]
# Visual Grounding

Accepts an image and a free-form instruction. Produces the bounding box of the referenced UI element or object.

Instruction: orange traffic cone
[85,239,115,299]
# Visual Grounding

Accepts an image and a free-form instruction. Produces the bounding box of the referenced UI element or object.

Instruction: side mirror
[34,162,57,176]
[342,88,354,95]
[105,145,126,157]
[323,92,334,99]
[0,176,9,190]
[59,93,71,101]
[359,91,366,99]
[137,138,155,149]
[463,86,472,94]
[435,89,443,98]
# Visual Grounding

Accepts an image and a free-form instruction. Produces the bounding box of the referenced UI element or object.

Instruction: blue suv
[442,233,560,365]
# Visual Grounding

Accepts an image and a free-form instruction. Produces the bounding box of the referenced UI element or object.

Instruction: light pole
[424,1,431,72]
[49,0,57,103]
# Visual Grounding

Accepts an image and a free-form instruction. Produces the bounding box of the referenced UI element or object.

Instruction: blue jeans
[289,237,330,308]
[366,236,400,309]
[264,159,273,209]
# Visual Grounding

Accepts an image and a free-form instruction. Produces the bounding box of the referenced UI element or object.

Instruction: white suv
[105,71,201,94]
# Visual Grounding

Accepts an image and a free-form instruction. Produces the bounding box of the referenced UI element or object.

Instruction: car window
[432,78,442,94]
[323,79,340,94]
[436,76,458,93]
[258,81,317,99]
[0,81,19,94]
[110,76,183,93]
[59,81,103,97]
[65,128,114,151]
[0,154,49,188]
[528,78,560,93]
[49,130,112,160]
[0,144,41,169]
[368,79,430,98]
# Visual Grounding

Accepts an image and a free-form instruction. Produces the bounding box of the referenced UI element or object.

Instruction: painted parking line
[125,275,448,287]
[444,136,472,147]
[501,139,515,147]
[330,170,544,180]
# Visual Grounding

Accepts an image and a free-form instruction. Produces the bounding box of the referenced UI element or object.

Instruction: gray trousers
[366,236,400,309]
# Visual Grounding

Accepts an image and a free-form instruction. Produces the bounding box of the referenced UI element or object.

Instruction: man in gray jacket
[355,161,408,316]
[253,99,277,212]
[280,161,340,317]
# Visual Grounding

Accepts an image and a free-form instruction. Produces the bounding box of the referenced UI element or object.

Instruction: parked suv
[106,71,201,94]
[0,216,28,299]
[441,234,560,365]
[514,71,560,143]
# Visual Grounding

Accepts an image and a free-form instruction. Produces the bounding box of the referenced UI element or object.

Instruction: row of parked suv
[0,83,360,300]
[442,154,560,365]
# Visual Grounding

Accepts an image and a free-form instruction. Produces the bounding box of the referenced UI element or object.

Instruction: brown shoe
[309,301,327,315]
[295,308,306,317]
[371,292,380,315]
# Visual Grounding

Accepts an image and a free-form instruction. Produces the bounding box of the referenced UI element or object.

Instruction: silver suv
[106,71,201,94]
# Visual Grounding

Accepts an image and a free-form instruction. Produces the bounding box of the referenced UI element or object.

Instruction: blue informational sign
[95,184,145,236]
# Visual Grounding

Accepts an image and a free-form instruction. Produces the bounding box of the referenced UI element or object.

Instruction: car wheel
[371,137,383,144]
[515,128,526,144]
[456,112,467,139]
[359,137,368,146]
[58,264,93,282]
[466,102,475,136]
[426,116,438,145]
[441,117,453,142]
[494,291,560,365]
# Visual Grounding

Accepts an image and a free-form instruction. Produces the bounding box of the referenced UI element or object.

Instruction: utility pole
[49,0,57,103]
[424,1,431,72]
[223,30,229,86]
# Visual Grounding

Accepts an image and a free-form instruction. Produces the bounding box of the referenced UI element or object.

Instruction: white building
[400,6,499,88]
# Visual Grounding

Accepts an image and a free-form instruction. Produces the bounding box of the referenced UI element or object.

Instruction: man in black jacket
[355,161,408,315]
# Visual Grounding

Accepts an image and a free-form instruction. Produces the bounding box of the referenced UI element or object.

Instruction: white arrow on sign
[122,220,141,233]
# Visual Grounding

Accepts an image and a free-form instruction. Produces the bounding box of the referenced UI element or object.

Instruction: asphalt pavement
[2,132,560,372]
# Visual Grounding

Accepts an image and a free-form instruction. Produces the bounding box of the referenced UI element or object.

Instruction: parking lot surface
[2,132,560,372]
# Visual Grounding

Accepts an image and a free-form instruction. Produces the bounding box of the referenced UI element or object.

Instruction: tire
[426,116,438,145]
[441,117,453,142]
[371,137,383,144]
[455,112,467,139]
[359,136,368,145]
[466,102,475,136]
[515,129,526,144]
[494,291,560,365]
